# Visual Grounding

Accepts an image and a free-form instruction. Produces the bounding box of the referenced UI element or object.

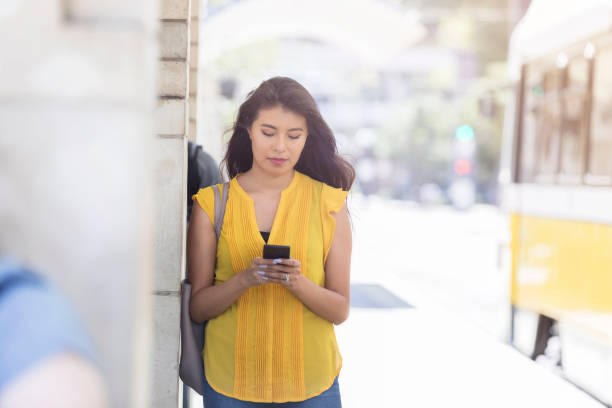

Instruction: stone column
[0,1,157,407]
[189,0,199,143]
[152,0,192,406]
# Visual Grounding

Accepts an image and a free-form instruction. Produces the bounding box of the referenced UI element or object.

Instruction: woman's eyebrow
[261,123,303,132]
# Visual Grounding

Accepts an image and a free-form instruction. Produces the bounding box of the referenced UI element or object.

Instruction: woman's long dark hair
[222,77,355,191]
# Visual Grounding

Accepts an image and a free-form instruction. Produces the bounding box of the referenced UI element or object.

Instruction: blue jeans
[202,374,342,408]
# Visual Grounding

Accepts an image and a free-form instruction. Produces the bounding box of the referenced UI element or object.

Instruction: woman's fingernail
[258,265,268,269]
[273,259,282,264]
[262,276,270,281]
[257,271,266,275]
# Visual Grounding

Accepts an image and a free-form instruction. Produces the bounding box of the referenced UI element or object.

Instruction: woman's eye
[288,134,301,140]
[263,132,274,137]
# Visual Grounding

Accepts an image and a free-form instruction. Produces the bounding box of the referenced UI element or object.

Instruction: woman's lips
[269,158,287,166]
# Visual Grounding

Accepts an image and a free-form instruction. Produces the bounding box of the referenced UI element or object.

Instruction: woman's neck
[239,167,295,194]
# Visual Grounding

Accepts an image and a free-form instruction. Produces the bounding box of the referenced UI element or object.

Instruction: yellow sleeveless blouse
[192,171,348,403]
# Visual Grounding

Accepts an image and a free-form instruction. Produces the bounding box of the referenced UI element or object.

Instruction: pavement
[336,297,604,408]
[336,196,604,407]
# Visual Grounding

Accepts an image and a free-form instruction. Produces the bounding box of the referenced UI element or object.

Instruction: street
[337,195,603,407]
[347,194,510,339]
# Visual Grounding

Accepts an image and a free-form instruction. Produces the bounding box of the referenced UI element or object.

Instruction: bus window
[520,65,561,183]
[559,57,590,182]
[529,68,563,183]
[587,47,612,184]
[519,66,540,183]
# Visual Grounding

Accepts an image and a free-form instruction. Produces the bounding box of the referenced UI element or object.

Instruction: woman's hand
[255,258,302,290]
[239,257,276,289]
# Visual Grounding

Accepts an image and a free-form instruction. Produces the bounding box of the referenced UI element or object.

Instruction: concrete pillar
[0,1,158,407]
[189,0,199,143]
[153,0,192,406]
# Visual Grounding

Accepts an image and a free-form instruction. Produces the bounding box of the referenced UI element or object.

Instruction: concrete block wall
[1,0,200,406]
[0,1,158,407]
[153,0,193,406]
[189,0,200,142]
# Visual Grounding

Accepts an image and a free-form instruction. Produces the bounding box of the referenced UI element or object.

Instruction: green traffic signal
[455,125,475,142]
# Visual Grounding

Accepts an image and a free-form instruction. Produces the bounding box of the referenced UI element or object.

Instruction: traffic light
[453,124,475,176]
[453,158,473,176]
[450,124,476,209]
[455,124,474,142]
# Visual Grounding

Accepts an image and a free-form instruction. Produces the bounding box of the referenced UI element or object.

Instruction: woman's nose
[273,135,286,151]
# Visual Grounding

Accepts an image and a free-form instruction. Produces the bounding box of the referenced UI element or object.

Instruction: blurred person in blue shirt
[0,258,108,407]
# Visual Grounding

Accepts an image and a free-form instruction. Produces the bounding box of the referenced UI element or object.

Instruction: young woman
[187,76,355,407]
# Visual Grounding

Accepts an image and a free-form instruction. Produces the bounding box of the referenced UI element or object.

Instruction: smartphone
[263,244,291,259]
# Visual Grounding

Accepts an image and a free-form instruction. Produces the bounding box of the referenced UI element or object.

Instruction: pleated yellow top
[192,170,348,403]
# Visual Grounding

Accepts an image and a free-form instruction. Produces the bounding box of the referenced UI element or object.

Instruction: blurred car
[447,178,476,210]
[418,182,444,206]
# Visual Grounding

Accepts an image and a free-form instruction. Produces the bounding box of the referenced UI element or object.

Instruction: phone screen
[263,244,291,259]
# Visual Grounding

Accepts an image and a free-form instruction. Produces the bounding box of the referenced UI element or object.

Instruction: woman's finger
[266,264,299,274]
[271,258,299,267]
[256,258,296,266]
[259,271,288,280]
[256,271,291,284]
[252,258,270,267]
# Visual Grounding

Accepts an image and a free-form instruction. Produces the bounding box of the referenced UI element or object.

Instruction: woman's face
[248,105,308,175]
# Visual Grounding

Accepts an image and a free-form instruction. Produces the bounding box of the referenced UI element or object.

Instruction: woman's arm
[261,203,352,325]
[187,201,266,322]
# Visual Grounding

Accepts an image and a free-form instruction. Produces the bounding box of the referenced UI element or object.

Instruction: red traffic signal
[453,158,473,176]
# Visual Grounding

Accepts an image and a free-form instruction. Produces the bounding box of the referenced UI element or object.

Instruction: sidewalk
[336,303,604,407]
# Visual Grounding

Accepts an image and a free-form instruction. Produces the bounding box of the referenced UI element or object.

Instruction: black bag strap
[212,182,230,243]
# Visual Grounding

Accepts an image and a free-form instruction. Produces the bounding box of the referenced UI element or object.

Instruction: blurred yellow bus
[500,0,612,405]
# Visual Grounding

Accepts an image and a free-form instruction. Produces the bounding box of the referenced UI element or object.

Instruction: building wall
[0,0,158,407]
[0,0,200,406]
[153,0,195,406]
[189,0,200,143]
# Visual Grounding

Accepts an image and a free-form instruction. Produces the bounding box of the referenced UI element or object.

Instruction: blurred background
[1,0,611,407]
[199,0,511,207]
